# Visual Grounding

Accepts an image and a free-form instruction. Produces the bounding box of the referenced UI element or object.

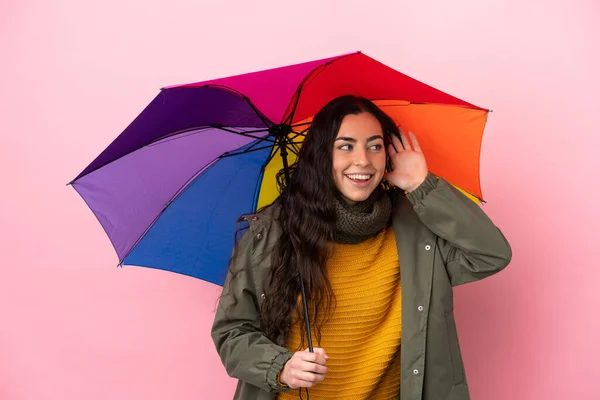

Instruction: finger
[399,130,411,151]
[300,348,327,361]
[286,375,320,389]
[300,362,328,375]
[312,347,329,361]
[293,370,326,384]
[299,351,327,365]
[288,376,321,389]
[390,133,403,152]
[409,131,422,153]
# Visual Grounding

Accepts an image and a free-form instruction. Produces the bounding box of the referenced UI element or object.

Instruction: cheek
[372,153,387,171]
[332,153,348,174]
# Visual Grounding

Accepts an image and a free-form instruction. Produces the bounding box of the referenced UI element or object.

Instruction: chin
[340,188,376,204]
[336,175,383,204]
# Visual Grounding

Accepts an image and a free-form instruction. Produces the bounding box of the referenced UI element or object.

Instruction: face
[332,112,387,204]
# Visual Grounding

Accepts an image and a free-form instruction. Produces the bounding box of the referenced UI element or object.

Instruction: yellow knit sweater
[277,227,402,399]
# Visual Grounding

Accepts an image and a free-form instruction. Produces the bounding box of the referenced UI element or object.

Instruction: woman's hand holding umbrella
[279,347,329,389]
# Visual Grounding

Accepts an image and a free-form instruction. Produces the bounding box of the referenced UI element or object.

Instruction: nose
[353,147,369,166]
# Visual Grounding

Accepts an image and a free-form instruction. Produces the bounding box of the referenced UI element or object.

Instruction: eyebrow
[335,135,384,142]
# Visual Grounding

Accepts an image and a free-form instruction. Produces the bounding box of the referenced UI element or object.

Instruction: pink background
[2,1,599,399]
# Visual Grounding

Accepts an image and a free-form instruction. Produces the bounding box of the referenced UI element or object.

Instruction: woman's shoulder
[386,186,407,207]
[236,200,282,232]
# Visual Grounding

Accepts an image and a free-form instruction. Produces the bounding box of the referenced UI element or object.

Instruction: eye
[369,143,383,151]
[338,144,353,151]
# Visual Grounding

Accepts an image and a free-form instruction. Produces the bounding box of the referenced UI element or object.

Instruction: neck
[333,187,392,244]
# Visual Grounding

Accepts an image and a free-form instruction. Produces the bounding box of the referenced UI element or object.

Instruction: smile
[345,174,373,182]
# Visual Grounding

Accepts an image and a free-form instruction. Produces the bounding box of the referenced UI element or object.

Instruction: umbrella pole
[278,136,314,353]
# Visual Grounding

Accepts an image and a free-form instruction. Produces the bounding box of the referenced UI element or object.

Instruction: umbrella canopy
[70,51,489,286]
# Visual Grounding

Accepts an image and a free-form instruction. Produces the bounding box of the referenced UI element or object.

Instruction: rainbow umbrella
[70,50,489,286]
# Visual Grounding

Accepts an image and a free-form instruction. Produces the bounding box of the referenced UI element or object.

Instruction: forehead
[337,112,383,137]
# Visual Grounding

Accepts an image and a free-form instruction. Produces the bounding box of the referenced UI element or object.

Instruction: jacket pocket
[444,311,466,384]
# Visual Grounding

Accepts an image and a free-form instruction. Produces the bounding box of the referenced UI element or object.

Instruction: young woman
[211,95,512,400]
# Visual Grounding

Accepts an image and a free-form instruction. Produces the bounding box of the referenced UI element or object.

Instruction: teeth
[347,174,371,181]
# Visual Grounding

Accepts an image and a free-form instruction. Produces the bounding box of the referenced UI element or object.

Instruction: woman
[211,95,512,400]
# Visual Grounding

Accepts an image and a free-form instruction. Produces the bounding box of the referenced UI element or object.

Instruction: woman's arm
[407,173,512,286]
[386,130,512,286]
[211,228,293,392]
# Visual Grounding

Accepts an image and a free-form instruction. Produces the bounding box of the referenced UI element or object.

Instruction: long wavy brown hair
[259,95,401,346]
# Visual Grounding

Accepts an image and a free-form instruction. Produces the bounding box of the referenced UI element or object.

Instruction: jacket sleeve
[211,226,293,392]
[406,173,513,286]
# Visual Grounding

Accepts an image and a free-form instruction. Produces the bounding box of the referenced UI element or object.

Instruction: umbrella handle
[300,279,314,353]
[275,126,314,353]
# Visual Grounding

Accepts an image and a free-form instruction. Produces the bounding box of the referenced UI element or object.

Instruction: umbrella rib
[89,124,292,265]
[117,152,238,266]
[288,132,305,142]
[297,61,330,93]
[284,66,323,125]
[287,135,303,154]
[284,93,301,126]
[223,127,272,135]
[244,139,273,153]
[148,125,271,147]
[289,129,306,137]
[220,144,275,158]
[209,125,276,154]
[282,54,354,124]
[203,84,274,127]
[68,125,272,185]
[70,82,276,184]
[250,153,276,211]
[146,126,215,146]
[259,142,284,171]
[118,139,276,266]
[288,141,302,152]
[291,121,311,129]
[210,125,276,144]
[118,201,173,267]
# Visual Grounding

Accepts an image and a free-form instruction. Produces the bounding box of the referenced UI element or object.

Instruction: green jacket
[211,174,512,400]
